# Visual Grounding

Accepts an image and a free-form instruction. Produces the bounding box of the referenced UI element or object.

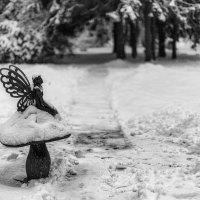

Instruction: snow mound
[50,152,78,183]
[21,183,57,200]
[103,165,200,200]
[0,106,70,146]
[127,108,200,146]
[21,153,79,199]
[107,63,200,137]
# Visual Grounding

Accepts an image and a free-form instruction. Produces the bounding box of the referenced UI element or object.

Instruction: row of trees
[0,0,200,62]
[111,0,200,61]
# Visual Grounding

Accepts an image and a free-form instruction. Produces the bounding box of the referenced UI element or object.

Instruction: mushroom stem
[26,143,51,180]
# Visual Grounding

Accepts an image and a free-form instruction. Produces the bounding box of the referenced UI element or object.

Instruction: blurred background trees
[0,0,200,63]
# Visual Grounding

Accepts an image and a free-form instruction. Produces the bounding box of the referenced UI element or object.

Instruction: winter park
[2,0,200,200]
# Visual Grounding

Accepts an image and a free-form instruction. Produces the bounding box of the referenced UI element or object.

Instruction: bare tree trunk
[157,20,166,57]
[113,22,118,53]
[130,21,139,58]
[172,18,178,59]
[144,1,152,61]
[151,17,156,60]
[115,19,126,59]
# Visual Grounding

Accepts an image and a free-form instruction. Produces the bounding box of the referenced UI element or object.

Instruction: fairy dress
[33,85,58,117]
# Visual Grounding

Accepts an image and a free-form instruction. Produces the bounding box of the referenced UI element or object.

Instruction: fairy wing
[0,65,34,112]
[17,95,34,112]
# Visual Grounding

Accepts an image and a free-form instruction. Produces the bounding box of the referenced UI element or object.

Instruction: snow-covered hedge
[0,20,43,63]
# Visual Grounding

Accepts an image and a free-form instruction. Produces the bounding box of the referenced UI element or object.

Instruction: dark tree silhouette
[115,17,126,59]
[129,21,139,58]
[144,1,152,61]
[157,20,166,57]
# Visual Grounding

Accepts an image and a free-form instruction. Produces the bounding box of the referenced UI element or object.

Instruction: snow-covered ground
[1,42,200,199]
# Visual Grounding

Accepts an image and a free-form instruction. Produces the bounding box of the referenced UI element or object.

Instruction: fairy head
[32,75,43,86]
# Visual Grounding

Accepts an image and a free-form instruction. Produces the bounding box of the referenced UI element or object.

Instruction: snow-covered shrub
[0,20,43,62]
[2,0,42,22]
[0,0,45,63]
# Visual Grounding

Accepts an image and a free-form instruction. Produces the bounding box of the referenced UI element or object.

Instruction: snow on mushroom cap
[0,106,70,147]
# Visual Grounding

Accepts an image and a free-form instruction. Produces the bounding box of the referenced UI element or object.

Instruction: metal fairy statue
[0,65,70,182]
[0,65,58,116]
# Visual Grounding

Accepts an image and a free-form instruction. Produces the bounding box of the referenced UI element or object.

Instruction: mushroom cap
[0,106,71,147]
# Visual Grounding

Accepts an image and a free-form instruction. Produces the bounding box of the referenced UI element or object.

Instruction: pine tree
[108,0,141,59]
[166,0,200,58]
[121,0,141,58]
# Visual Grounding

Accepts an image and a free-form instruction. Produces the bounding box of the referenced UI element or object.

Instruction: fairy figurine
[0,65,58,117]
[0,65,71,181]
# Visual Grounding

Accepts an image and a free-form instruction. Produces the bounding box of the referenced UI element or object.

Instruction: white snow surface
[1,44,200,199]
[107,62,200,148]
[0,106,69,146]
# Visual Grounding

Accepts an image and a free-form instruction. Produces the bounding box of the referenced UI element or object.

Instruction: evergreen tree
[0,0,9,14]
[121,0,141,58]
[0,0,45,62]
[108,0,141,59]
[1,0,200,63]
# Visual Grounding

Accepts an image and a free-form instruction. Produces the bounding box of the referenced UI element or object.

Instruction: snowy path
[67,66,131,150]
[56,65,200,200]
[68,67,120,134]
[0,60,200,200]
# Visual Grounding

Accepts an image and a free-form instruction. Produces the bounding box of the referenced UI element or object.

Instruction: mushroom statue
[0,65,71,182]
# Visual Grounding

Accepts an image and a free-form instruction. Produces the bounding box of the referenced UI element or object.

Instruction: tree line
[0,0,200,63]
[111,0,200,61]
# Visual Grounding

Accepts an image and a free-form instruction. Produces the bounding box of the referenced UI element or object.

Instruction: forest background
[0,0,199,63]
